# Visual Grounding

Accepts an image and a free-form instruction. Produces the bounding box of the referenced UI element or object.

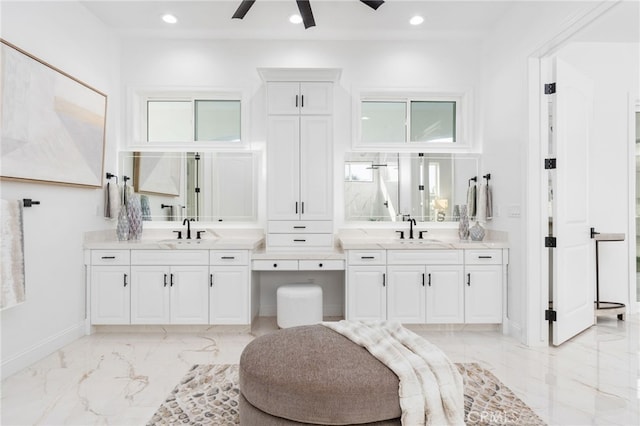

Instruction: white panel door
[426,265,464,324]
[209,266,250,325]
[464,266,502,323]
[299,82,333,115]
[387,265,425,324]
[299,116,333,220]
[91,266,130,324]
[267,116,301,220]
[551,59,595,346]
[347,266,387,321]
[267,82,300,115]
[130,266,170,324]
[170,266,209,324]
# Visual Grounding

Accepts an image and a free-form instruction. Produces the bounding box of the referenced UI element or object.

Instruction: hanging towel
[477,184,487,223]
[486,183,493,220]
[466,184,477,219]
[1,200,26,310]
[104,182,120,219]
[140,195,151,221]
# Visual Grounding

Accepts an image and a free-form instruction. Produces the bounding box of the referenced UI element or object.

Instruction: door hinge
[544,158,557,169]
[195,187,201,193]
[418,185,425,191]
[545,309,557,322]
[545,236,557,248]
[544,83,556,94]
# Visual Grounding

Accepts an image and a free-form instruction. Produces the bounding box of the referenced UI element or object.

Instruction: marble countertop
[84,228,264,250]
[337,228,509,250]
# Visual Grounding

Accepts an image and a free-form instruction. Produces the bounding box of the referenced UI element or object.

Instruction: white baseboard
[1,321,85,380]
[260,303,344,318]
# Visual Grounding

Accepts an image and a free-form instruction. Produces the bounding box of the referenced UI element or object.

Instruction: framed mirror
[120,151,258,222]
[345,152,479,223]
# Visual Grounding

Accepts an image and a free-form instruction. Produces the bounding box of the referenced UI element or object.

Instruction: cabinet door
[130,266,170,324]
[347,266,387,321]
[387,265,425,324]
[209,266,250,325]
[299,116,333,220]
[267,82,301,115]
[170,266,210,324]
[464,265,503,323]
[299,82,332,115]
[91,266,130,324]
[426,265,464,324]
[267,115,301,220]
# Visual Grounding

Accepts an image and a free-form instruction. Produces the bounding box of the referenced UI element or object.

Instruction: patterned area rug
[148,363,545,425]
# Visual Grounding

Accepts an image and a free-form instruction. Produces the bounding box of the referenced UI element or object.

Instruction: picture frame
[0,39,107,188]
[133,151,182,197]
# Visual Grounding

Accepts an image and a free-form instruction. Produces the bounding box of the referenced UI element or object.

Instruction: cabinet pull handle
[170,273,175,287]
[301,202,305,214]
[428,273,432,286]
[221,256,235,260]
[422,273,425,287]
[295,202,298,214]
[123,274,128,287]
[361,256,375,259]
[382,273,386,287]
[293,226,306,229]
[319,263,323,268]
[210,274,213,287]
[101,256,116,259]
[273,263,278,268]
[478,256,493,259]
[295,94,299,107]
[301,95,304,107]
[164,274,168,287]
[293,239,306,242]
[467,273,471,286]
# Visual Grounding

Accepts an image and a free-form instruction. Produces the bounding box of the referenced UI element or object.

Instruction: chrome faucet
[182,218,194,239]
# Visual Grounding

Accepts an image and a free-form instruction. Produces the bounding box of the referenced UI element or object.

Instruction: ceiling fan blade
[296,0,316,29]
[232,0,256,19]
[360,0,384,10]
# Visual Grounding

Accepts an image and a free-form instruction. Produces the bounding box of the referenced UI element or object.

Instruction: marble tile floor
[1,315,638,426]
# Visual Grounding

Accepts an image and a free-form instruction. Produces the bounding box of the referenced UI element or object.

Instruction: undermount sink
[158,238,214,245]
[397,239,441,244]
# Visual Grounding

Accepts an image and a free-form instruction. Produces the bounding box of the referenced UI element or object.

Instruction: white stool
[277,284,323,328]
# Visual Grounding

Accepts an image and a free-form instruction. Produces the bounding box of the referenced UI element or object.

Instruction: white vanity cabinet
[464,250,503,323]
[90,250,131,325]
[130,251,210,324]
[266,80,333,250]
[209,251,251,325]
[386,250,464,324]
[346,250,387,321]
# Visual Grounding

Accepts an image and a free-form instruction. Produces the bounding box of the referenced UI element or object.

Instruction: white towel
[104,182,120,219]
[477,184,487,223]
[486,184,493,220]
[466,184,476,219]
[322,320,464,426]
[1,200,26,310]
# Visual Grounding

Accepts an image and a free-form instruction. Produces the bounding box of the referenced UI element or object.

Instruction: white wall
[557,42,639,307]
[0,1,120,378]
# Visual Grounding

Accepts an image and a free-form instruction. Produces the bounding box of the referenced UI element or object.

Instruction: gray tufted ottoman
[239,324,402,425]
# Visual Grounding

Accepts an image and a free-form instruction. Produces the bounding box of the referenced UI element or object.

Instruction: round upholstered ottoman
[239,324,401,425]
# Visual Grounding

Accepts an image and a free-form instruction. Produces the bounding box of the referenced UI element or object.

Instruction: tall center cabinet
[262,69,340,250]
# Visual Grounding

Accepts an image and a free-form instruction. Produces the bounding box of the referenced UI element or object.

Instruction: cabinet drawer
[387,250,463,265]
[465,249,503,265]
[299,260,345,271]
[268,221,333,233]
[347,250,386,265]
[252,260,299,271]
[267,234,333,247]
[131,250,209,265]
[91,250,130,265]
[210,250,249,266]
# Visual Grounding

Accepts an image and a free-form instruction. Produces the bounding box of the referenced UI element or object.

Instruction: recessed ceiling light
[162,14,177,24]
[409,15,424,26]
[289,14,303,24]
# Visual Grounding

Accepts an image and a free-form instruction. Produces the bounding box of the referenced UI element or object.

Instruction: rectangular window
[147,101,192,142]
[361,101,406,144]
[410,101,456,143]
[195,100,241,142]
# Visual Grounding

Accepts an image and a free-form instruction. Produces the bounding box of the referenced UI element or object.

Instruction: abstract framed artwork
[133,152,182,196]
[0,39,107,188]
